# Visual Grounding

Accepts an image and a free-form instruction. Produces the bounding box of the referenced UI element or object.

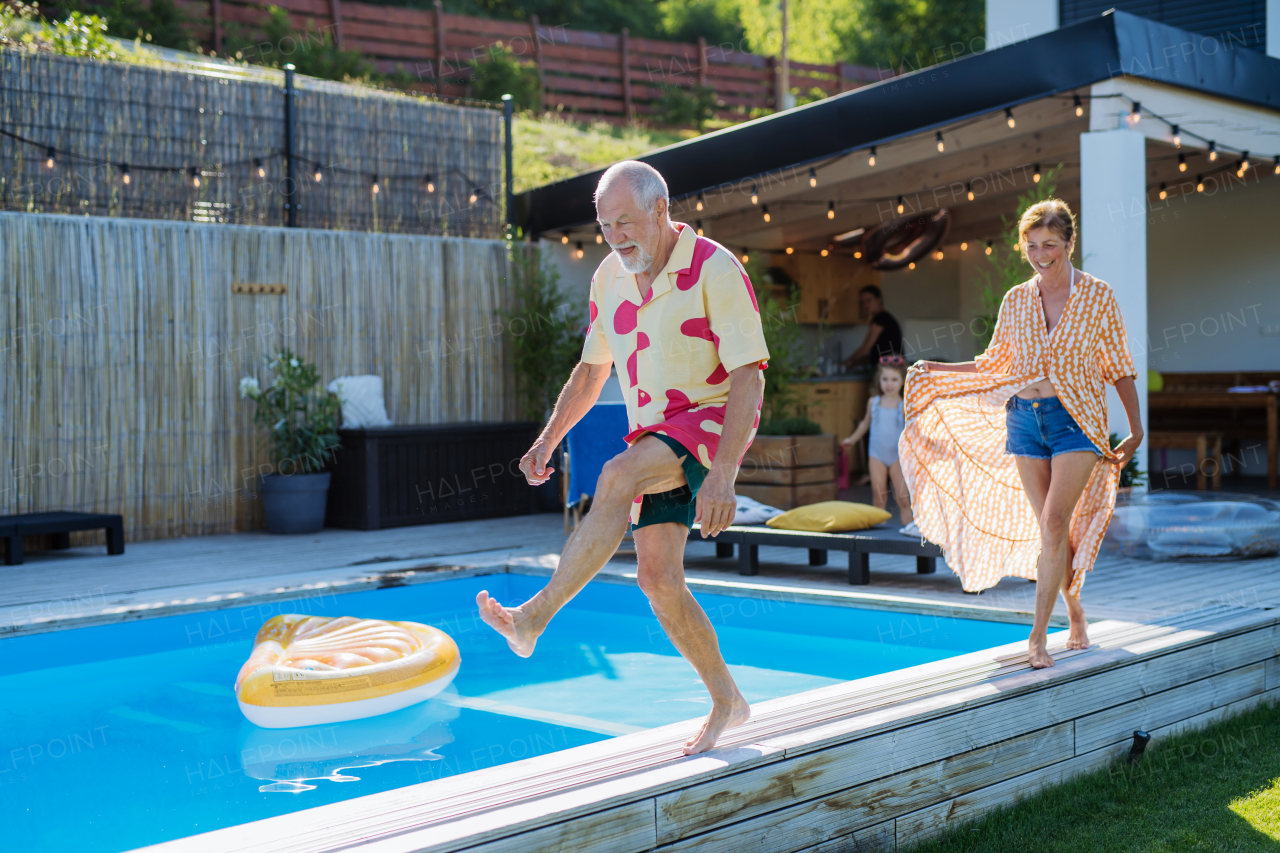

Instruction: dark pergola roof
[515,10,1280,236]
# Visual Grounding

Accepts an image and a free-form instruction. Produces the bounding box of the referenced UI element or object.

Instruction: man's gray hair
[594,160,669,213]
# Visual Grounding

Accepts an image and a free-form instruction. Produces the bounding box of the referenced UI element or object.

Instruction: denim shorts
[1004,396,1101,460]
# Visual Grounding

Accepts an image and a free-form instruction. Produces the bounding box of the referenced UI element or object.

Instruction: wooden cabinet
[798,381,867,440]
[770,253,880,325]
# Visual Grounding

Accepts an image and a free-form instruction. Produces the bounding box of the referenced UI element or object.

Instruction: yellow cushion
[765,501,892,533]
[1148,369,1164,392]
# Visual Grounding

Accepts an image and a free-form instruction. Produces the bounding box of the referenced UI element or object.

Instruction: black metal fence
[0,51,504,237]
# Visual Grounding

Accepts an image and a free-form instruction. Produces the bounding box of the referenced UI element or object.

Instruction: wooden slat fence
[165,0,893,123]
[0,211,522,541]
[0,50,503,235]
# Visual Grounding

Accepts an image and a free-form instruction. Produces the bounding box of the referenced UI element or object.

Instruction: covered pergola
[516,10,1280,485]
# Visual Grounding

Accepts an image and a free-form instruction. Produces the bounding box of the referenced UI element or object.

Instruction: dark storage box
[325,422,541,530]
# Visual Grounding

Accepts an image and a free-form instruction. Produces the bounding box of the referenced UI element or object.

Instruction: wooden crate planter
[737,434,838,509]
[325,423,541,530]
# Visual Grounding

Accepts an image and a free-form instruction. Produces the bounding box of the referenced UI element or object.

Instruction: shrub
[504,247,585,421]
[467,43,541,110]
[239,350,341,474]
[225,6,371,81]
[654,84,718,130]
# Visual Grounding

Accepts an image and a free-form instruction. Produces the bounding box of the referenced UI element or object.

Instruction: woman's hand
[1111,432,1143,469]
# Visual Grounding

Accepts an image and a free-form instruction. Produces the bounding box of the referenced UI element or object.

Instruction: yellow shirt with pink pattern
[581,223,770,470]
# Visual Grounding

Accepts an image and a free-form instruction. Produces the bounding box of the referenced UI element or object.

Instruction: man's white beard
[613,241,654,274]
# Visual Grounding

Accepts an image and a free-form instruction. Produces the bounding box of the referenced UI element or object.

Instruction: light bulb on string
[314,166,323,183]
[595,226,603,244]
[966,181,974,201]
[424,174,435,193]
[827,201,835,220]
[372,175,381,194]
[1158,182,1167,200]
[908,261,915,269]
[255,158,265,178]
[821,247,829,257]
[853,250,861,258]
[936,132,944,153]
[750,184,758,205]
[868,146,876,167]
[696,220,704,236]
[1171,125,1181,148]
[189,167,201,188]
[45,147,55,169]
[469,188,479,204]
[785,247,793,255]
[934,250,943,260]
[741,249,749,263]
[1033,164,1041,183]
[1126,101,1141,128]
[575,241,584,259]
[985,240,993,255]
[1005,108,1015,129]
[1196,175,1204,192]
[560,231,569,244]
[120,163,131,185]
[1274,155,1280,175]
[1241,151,1250,172]
[1073,94,1083,116]
[696,192,704,211]
[896,195,904,214]
[1208,141,1217,161]
[808,168,817,187]
[961,242,968,251]
[762,205,770,223]
[1178,154,1186,172]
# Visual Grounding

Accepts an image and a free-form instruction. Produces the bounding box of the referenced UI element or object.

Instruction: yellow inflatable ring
[235,614,460,728]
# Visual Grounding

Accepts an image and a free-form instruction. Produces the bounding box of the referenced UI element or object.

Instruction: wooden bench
[1,512,125,565]
[1148,430,1223,490]
[690,523,943,585]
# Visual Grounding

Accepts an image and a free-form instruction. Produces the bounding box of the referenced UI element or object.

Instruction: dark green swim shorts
[633,433,709,530]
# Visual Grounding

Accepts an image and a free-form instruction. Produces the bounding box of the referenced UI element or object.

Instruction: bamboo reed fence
[168,0,891,123]
[0,211,521,541]
[0,50,503,235]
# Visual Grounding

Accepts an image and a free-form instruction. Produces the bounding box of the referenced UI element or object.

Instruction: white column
[1080,129,1148,490]
[985,0,1057,49]
[1269,0,1280,59]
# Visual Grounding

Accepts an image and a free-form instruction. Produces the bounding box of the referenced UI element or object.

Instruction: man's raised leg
[634,521,750,754]
[477,435,687,657]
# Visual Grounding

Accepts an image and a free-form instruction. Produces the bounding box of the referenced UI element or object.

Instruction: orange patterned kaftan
[898,272,1137,596]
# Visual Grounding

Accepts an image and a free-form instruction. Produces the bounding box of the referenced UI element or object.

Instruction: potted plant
[240,350,341,534]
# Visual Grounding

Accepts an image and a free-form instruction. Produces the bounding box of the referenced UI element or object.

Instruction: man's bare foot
[683,693,751,755]
[1028,637,1055,669]
[476,591,539,658]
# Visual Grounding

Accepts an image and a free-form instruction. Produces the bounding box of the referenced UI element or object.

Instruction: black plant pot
[260,472,332,534]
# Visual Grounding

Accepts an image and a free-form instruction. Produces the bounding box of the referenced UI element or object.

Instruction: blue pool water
[0,575,1029,851]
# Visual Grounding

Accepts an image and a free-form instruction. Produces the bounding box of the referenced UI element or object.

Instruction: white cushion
[326,376,391,428]
[732,495,784,525]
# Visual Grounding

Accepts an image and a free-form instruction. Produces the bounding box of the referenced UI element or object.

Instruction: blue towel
[566,402,630,507]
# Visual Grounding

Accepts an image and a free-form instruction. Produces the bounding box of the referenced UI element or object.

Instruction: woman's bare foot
[476,591,540,658]
[1028,636,1055,669]
[684,692,751,755]
[1064,597,1090,650]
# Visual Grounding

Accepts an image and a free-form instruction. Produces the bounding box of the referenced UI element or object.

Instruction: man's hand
[1111,432,1143,469]
[519,440,556,486]
[695,467,737,538]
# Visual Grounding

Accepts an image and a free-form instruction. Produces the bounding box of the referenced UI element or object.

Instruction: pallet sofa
[1,511,125,565]
[690,523,944,585]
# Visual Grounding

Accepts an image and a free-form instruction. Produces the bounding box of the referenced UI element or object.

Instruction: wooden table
[1148,391,1277,489]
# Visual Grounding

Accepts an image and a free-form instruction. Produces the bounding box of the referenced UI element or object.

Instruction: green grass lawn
[513,114,689,195]
[906,699,1280,852]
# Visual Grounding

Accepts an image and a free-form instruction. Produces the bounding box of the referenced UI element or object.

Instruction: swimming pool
[1,573,1030,852]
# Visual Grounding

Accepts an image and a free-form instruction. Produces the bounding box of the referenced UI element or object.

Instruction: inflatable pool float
[235,614,460,728]
[1103,491,1280,559]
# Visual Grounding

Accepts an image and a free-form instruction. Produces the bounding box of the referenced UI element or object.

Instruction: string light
[933,249,944,260]
[1274,155,1280,175]
[827,201,835,219]
[966,181,974,201]
[1208,141,1217,162]
[750,183,758,204]
[821,247,829,257]
[741,248,749,263]
[255,158,265,178]
[853,250,861,258]
[575,241,584,259]
[808,167,817,187]
[1127,101,1141,128]
[696,192,704,211]
[762,205,770,222]
[595,226,603,244]
[372,175,380,194]
[424,174,435,193]
[1158,182,1167,200]
[961,241,968,251]
[1178,154,1186,172]
[1240,151,1250,173]
[1005,108,1015,129]
[560,231,569,244]
[189,167,201,188]
[1171,125,1181,148]
[868,146,876,167]
[1033,164,1041,183]
[1196,174,1204,192]
[469,187,479,204]
[120,163,131,185]
[696,220,704,236]
[785,246,794,254]
[936,131,944,153]
[44,147,54,169]
[896,195,904,214]
[985,240,993,255]
[1074,94,1083,116]
[908,261,916,269]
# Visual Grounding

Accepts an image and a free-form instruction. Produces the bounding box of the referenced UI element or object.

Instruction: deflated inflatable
[235,614,460,728]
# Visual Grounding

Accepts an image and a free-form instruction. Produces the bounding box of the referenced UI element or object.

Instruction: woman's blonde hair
[1018,198,1077,258]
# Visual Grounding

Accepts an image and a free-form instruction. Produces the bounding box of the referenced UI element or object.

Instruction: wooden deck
[3,509,1277,853]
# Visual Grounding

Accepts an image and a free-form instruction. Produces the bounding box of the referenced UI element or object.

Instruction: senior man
[477,160,770,755]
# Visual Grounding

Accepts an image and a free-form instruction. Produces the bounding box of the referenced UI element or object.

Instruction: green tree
[504,247,586,421]
[835,0,984,71]
[224,6,371,80]
[974,162,1066,350]
[660,0,745,45]
[467,43,542,110]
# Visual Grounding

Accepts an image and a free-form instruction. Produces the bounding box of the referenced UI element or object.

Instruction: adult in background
[476,161,770,754]
[842,284,903,368]
[900,199,1142,669]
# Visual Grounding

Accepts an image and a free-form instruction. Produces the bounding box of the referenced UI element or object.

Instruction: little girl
[842,356,917,534]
